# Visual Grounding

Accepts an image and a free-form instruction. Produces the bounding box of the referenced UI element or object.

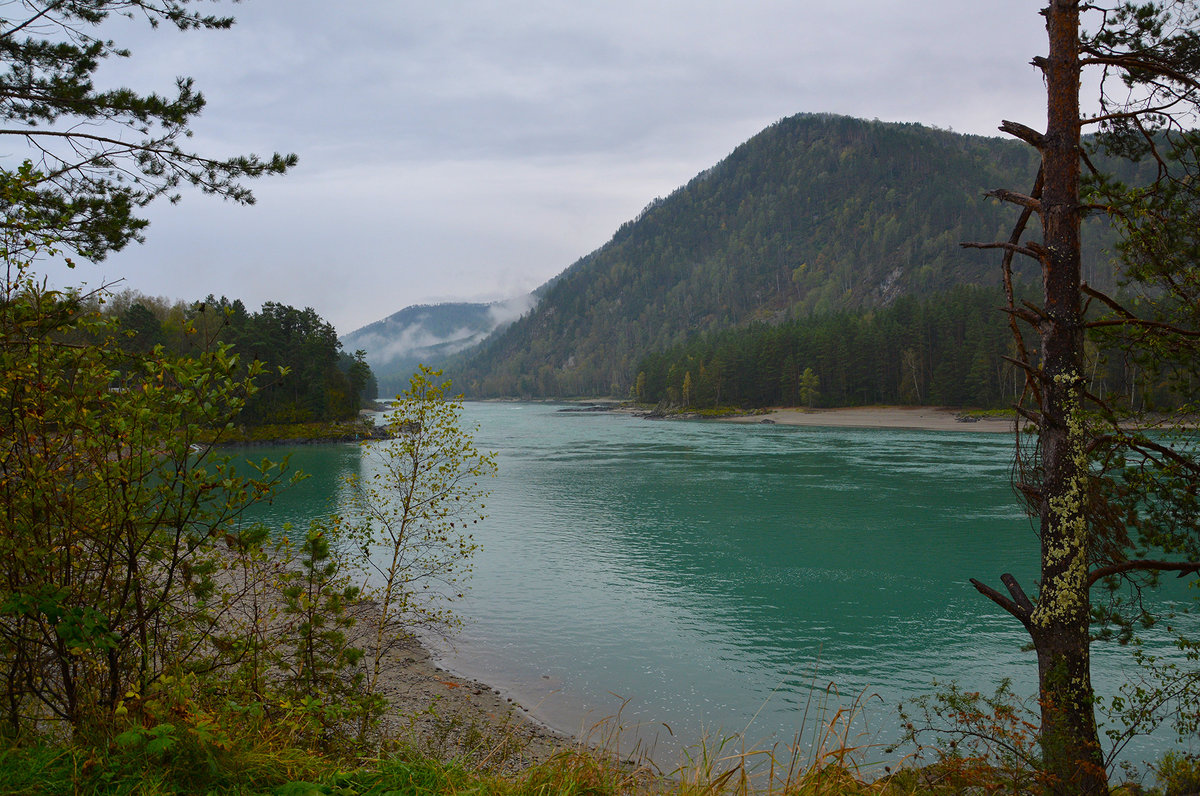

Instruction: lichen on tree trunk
[1028,4,1109,792]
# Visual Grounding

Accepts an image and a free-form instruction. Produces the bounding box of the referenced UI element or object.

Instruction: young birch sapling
[340,366,497,729]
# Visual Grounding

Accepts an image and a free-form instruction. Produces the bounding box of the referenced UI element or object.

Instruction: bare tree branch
[1002,573,1036,615]
[971,577,1033,630]
[1088,560,1200,587]
[999,119,1046,148]
[1002,306,1047,328]
[961,241,1042,260]
[986,188,1043,212]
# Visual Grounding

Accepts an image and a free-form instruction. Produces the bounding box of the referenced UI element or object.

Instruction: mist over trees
[342,300,530,398]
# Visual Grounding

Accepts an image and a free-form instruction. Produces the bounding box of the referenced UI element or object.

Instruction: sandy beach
[722,405,1019,433]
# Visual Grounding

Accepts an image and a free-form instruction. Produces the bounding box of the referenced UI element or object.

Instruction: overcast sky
[36,1,1054,335]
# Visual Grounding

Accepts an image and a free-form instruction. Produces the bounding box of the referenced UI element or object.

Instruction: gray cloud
[41,1,1053,334]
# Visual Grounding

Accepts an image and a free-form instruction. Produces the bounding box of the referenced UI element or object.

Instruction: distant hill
[445,113,1130,398]
[341,296,534,397]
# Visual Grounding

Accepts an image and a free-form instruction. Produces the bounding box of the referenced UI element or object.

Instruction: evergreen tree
[0,1,295,258]
[634,286,1019,410]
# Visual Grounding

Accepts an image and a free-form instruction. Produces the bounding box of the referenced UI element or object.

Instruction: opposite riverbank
[721,405,1018,433]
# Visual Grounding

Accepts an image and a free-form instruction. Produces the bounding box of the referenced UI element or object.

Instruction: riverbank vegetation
[0,696,1193,795]
[0,237,510,791]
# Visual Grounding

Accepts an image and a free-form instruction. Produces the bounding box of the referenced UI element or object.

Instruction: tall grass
[0,686,894,795]
[0,676,1183,795]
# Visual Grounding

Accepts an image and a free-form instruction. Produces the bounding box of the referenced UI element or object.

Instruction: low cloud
[355,321,487,366]
[487,293,537,326]
[346,293,539,368]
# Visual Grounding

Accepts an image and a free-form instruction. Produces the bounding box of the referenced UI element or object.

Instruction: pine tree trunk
[1032,3,1108,792]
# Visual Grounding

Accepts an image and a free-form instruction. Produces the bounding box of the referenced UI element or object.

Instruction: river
[237,401,1192,768]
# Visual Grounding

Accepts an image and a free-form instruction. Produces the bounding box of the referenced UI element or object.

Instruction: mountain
[341,296,534,396]
[449,113,1128,398]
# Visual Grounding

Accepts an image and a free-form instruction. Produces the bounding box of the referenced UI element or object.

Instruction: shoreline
[545,399,1020,434]
[217,549,574,770]
[371,631,573,769]
[720,405,1018,433]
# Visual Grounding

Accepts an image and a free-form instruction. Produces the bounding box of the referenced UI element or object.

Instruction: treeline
[103,290,377,425]
[634,285,1170,411]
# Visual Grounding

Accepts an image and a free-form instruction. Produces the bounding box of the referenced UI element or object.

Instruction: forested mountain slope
[343,297,532,396]
[448,114,1125,398]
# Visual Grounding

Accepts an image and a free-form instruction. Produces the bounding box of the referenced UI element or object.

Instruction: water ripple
[246,404,1189,768]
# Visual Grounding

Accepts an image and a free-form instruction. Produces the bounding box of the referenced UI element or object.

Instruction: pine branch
[1080,53,1200,93]
[1085,317,1200,337]
[1081,283,1200,336]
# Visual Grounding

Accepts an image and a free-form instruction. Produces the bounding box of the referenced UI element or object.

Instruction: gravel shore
[369,630,572,770]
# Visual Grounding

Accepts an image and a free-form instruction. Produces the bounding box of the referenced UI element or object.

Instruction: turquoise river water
[238,402,1192,768]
